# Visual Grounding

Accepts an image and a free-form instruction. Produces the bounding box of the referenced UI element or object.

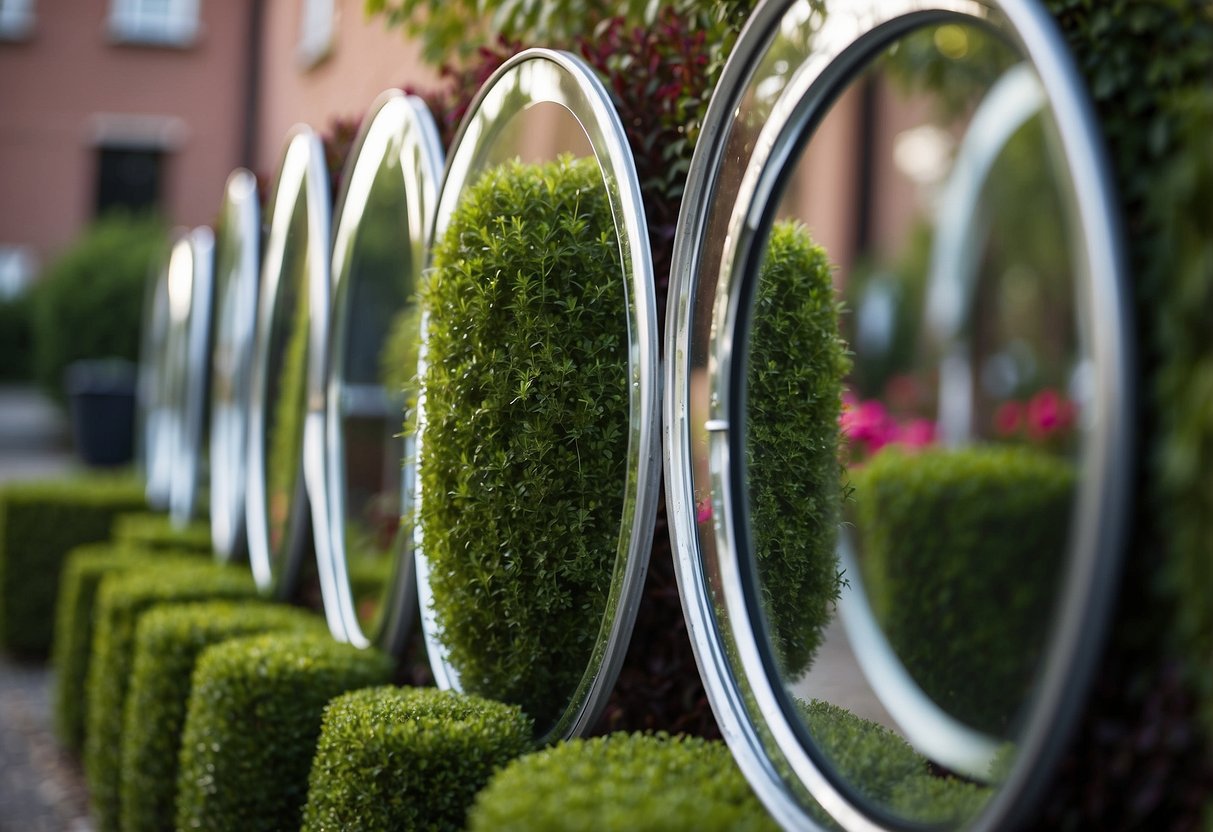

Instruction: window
[95,147,164,216]
[109,0,199,47]
[297,0,334,68]
[0,0,34,41]
[0,247,36,300]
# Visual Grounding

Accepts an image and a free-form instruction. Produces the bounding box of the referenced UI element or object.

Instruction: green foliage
[52,543,189,752]
[0,473,146,657]
[851,446,1075,733]
[420,155,628,732]
[468,732,779,831]
[267,253,311,550]
[746,221,849,676]
[111,511,212,554]
[121,601,323,832]
[175,632,393,832]
[302,686,533,831]
[84,561,257,832]
[0,293,34,381]
[30,213,165,401]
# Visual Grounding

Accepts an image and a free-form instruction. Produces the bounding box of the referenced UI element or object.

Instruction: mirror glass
[415,49,659,743]
[668,1,1130,829]
[170,226,214,526]
[209,170,261,562]
[139,244,174,510]
[247,129,330,597]
[321,92,443,652]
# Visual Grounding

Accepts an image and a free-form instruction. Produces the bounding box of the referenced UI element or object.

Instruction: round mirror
[139,240,175,511]
[168,226,214,527]
[318,90,444,653]
[247,127,332,598]
[210,169,261,562]
[666,1,1132,830]
[414,48,660,742]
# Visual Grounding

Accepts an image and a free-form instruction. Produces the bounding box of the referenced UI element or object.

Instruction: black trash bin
[65,358,137,467]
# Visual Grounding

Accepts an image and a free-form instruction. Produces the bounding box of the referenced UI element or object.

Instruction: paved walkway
[0,385,92,831]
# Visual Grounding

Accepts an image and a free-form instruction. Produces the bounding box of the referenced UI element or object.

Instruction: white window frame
[0,0,35,41]
[109,0,199,47]
[297,0,335,68]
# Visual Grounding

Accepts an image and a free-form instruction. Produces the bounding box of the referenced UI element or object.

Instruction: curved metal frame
[665,1,1132,830]
[246,126,332,599]
[317,90,444,654]
[168,225,215,527]
[139,241,175,511]
[209,169,261,562]
[414,48,661,743]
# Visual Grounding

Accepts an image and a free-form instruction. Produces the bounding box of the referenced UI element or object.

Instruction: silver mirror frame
[209,169,261,563]
[664,1,1133,830]
[414,47,661,743]
[317,90,444,654]
[247,126,332,599]
[156,231,195,519]
[168,225,215,527]
[139,240,175,511]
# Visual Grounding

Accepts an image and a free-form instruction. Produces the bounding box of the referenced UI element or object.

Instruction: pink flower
[695,498,712,524]
[1026,388,1075,440]
[897,418,936,448]
[995,400,1024,437]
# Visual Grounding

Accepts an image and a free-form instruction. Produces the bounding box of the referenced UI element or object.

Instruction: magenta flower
[1026,388,1075,440]
[995,400,1024,437]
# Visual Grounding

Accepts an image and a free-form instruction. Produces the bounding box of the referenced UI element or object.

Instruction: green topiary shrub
[176,632,393,832]
[52,543,192,752]
[121,601,324,832]
[301,686,532,831]
[30,213,165,402]
[746,220,849,676]
[84,561,257,832]
[468,732,778,831]
[111,511,212,554]
[0,473,146,657]
[420,155,629,732]
[851,445,1075,734]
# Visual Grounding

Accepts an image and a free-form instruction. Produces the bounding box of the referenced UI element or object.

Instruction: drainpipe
[240,0,265,169]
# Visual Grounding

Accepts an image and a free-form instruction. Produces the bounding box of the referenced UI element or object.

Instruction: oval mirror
[414,48,660,742]
[168,226,214,527]
[247,127,332,598]
[317,90,444,653]
[138,240,175,511]
[666,1,1132,829]
[210,169,261,562]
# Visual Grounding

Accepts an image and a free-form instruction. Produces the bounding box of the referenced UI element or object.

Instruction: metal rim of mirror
[664,0,1133,830]
[315,89,444,654]
[138,236,176,511]
[209,169,261,563]
[246,125,332,599]
[413,47,661,743]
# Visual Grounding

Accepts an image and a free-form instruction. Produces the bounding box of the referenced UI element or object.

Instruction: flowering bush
[994,387,1077,446]
[840,392,936,463]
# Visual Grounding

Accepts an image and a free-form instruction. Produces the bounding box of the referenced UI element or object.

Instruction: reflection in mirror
[667,1,1129,830]
[139,244,174,510]
[247,128,330,597]
[323,92,442,652]
[416,50,659,744]
[169,226,214,527]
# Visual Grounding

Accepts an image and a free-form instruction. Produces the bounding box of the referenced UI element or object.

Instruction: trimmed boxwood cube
[111,511,212,554]
[467,732,780,831]
[84,561,257,832]
[851,445,1075,734]
[302,686,533,831]
[0,474,146,656]
[52,543,192,752]
[176,632,393,832]
[121,600,325,832]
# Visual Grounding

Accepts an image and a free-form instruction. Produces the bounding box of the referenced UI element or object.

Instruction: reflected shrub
[111,511,212,553]
[267,265,311,551]
[420,155,628,732]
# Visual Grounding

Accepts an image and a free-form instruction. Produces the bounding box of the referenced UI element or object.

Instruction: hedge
[121,601,324,832]
[746,220,849,676]
[0,474,146,657]
[851,445,1075,734]
[176,632,393,832]
[111,511,212,554]
[302,686,532,831]
[420,155,629,732]
[83,561,257,832]
[468,732,779,831]
[52,543,192,752]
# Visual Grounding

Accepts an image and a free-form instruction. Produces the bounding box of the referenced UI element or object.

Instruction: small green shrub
[0,293,34,381]
[52,543,190,752]
[302,686,532,831]
[851,445,1075,733]
[0,473,146,657]
[30,213,165,402]
[420,155,628,732]
[111,511,212,554]
[746,221,849,676]
[121,601,324,832]
[468,732,778,831]
[84,561,257,832]
[176,632,393,832]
